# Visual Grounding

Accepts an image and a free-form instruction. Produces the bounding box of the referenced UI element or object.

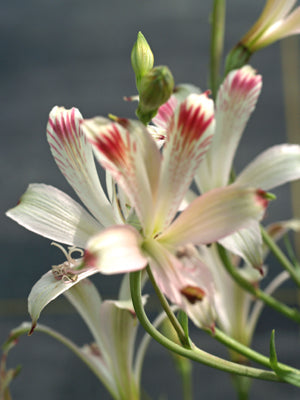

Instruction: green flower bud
[131,31,154,90]
[136,65,174,124]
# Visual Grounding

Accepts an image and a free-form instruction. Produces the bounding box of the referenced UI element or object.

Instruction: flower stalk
[129,270,282,382]
[209,0,226,98]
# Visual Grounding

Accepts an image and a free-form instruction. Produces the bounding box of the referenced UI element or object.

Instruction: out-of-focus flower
[241,0,300,52]
[225,1,300,72]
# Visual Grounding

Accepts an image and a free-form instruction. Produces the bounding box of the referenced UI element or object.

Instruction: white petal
[82,117,161,233]
[85,225,148,274]
[47,106,115,226]
[28,262,98,332]
[98,300,140,398]
[6,184,103,248]
[219,223,263,270]
[197,66,262,192]
[153,92,215,232]
[159,185,268,247]
[236,144,300,190]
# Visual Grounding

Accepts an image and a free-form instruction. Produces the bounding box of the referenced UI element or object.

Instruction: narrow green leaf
[269,330,300,387]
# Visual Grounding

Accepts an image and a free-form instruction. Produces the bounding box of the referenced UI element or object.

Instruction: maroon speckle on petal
[181,285,205,304]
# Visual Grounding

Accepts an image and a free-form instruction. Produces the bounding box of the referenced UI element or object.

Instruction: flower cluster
[3,1,300,399]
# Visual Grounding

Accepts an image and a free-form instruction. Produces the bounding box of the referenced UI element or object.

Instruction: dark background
[1,0,300,399]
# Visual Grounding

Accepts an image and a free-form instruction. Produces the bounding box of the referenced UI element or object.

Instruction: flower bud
[131,31,154,90]
[137,65,174,124]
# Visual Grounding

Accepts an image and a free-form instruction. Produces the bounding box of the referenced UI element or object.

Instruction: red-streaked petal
[82,117,161,233]
[6,184,103,248]
[236,144,300,190]
[84,225,148,274]
[47,106,115,226]
[152,95,177,130]
[196,66,262,193]
[158,185,268,247]
[153,93,215,232]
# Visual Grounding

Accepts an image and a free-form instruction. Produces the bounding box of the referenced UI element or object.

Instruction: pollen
[51,242,84,283]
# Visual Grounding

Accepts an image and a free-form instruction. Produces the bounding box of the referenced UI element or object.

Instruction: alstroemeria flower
[81,92,269,328]
[241,0,300,52]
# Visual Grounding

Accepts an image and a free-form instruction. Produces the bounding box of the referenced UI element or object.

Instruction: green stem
[206,327,300,379]
[217,244,300,324]
[209,0,226,99]
[146,265,190,347]
[129,271,281,382]
[261,226,300,287]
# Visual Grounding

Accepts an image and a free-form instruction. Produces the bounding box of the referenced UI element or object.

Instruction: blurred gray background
[1,0,300,399]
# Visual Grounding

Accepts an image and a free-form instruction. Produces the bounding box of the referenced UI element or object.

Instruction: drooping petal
[6,184,103,248]
[82,117,161,233]
[236,144,300,190]
[145,239,216,329]
[84,225,148,274]
[153,93,215,232]
[158,185,268,247]
[47,106,116,226]
[197,66,262,193]
[28,261,98,332]
[219,222,263,271]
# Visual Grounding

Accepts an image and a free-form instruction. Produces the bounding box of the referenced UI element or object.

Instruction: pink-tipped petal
[153,93,215,232]
[158,185,268,247]
[197,66,262,193]
[85,225,148,274]
[47,106,115,226]
[236,144,300,190]
[82,118,161,233]
[6,184,103,248]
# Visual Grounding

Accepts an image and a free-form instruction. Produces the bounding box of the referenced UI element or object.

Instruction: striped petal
[153,92,215,233]
[47,106,115,226]
[6,184,102,248]
[82,117,161,233]
[84,225,148,274]
[196,66,262,192]
[158,185,268,247]
[236,144,300,190]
